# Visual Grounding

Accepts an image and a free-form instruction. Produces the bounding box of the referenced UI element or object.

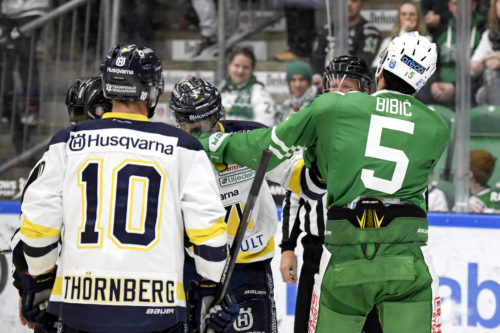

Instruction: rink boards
[1,202,499,332]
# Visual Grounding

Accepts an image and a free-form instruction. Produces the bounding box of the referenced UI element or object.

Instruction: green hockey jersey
[205,90,451,211]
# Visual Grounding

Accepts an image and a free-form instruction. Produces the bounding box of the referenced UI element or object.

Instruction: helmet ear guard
[66,76,112,124]
[375,31,437,92]
[100,44,164,118]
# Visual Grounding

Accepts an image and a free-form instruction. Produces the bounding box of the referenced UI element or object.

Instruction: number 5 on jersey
[361,114,414,194]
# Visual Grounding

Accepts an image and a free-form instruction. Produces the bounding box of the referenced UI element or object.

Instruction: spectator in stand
[372,1,435,103]
[217,47,277,126]
[372,1,428,70]
[471,0,500,106]
[276,60,317,123]
[468,149,500,213]
[421,0,451,40]
[427,172,449,212]
[0,0,49,154]
[430,0,486,107]
[312,73,323,92]
[191,0,240,57]
[311,0,381,75]
[275,0,316,62]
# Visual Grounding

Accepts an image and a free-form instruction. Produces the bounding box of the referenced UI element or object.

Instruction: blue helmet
[100,44,164,118]
[65,76,112,124]
[169,77,224,130]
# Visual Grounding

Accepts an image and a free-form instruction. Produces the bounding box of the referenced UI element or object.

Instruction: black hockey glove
[21,266,58,326]
[205,292,239,333]
[189,278,239,333]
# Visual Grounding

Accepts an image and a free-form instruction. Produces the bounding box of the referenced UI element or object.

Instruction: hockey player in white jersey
[18,45,238,333]
[170,77,278,333]
[11,76,113,333]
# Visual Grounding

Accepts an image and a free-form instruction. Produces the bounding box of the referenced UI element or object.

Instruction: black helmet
[323,55,374,93]
[100,43,164,118]
[65,76,112,124]
[169,77,223,132]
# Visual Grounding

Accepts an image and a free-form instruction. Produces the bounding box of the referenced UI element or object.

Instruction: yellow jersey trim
[177,281,186,301]
[289,159,304,195]
[21,217,61,239]
[186,217,226,245]
[102,112,149,122]
[52,276,63,296]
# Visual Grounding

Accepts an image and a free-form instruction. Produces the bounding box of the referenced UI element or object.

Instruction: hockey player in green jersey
[197,31,450,333]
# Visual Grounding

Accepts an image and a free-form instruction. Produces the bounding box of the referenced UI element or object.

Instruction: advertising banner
[1,203,499,332]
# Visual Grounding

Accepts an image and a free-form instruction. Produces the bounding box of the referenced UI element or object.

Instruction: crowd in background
[2,0,500,214]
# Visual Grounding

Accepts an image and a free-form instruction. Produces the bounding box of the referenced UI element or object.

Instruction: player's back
[312,90,450,210]
[21,114,226,332]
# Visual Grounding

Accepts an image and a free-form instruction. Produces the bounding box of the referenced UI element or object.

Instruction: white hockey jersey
[216,120,278,264]
[20,112,227,333]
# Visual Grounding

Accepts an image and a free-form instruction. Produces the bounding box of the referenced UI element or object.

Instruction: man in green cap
[277,60,318,123]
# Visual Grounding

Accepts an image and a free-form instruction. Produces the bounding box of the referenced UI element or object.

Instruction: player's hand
[205,292,239,333]
[189,278,239,333]
[280,250,298,284]
[431,82,454,103]
[21,267,58,326]
[192,131,229,171]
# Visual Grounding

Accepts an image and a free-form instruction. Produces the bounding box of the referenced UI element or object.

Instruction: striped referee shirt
[280,190,326,252]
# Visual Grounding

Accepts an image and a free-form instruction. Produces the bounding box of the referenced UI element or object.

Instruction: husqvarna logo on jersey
[115,56,126,66]
[389,59,396,69]
[68,131,175,156]
[233,308,253,331]
[69,133,86,151]
[401,55,426,74]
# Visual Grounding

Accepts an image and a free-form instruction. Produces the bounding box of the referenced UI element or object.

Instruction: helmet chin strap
[147,87,160,118]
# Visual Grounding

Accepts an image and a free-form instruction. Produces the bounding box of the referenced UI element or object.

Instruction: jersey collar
[216,121,226,133]
[102,112,149,122]
[372,89,409,97]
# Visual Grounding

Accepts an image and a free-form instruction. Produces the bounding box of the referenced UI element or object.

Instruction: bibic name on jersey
[216,120,278,264]
[20,113,228,333]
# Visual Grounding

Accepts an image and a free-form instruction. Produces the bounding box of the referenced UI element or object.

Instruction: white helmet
[375,31,437,92]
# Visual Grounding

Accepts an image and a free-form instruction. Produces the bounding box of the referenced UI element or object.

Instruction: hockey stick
[212,148,272,307]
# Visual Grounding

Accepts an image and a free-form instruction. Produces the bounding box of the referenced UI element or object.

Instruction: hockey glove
[205,292,239,333]
[188,278,239,333]
[21,267,58,326]
[193,132,230,163]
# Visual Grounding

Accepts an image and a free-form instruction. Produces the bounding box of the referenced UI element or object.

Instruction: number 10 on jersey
[77,159,165,250]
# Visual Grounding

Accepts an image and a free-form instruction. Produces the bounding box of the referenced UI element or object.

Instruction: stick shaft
[213,149,272,305]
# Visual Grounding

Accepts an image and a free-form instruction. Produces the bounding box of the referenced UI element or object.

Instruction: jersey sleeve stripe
[23,241,58,258]
[185,217,226,245]
[192,244,228,262]
[270,127,292,159]
[20,217,61,239]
